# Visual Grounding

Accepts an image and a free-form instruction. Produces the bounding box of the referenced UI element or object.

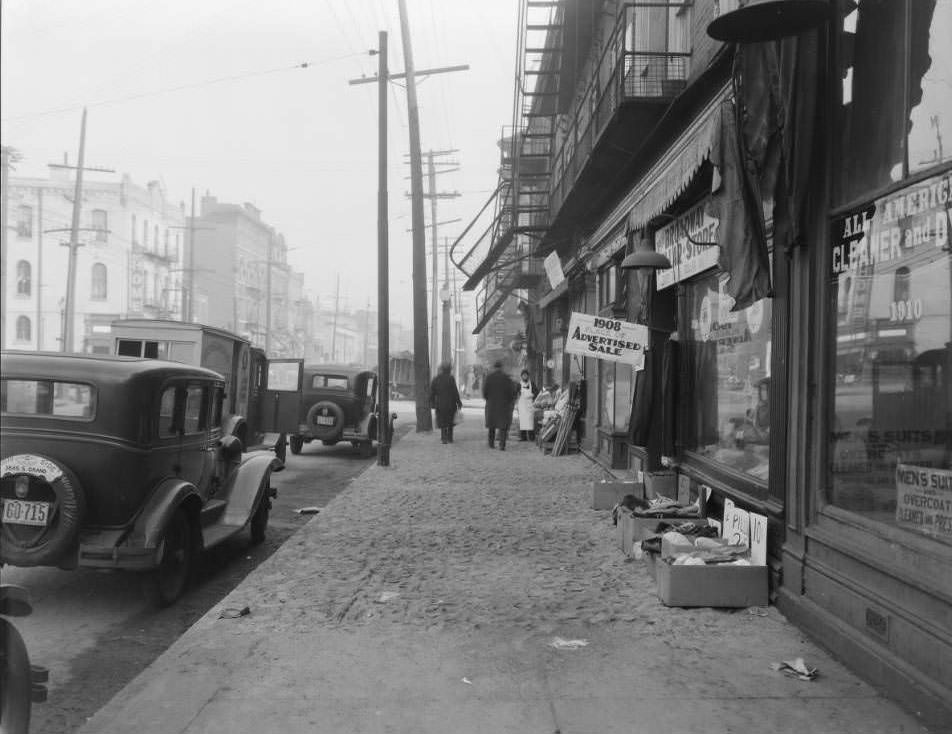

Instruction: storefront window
[836,0,951,205]
[682,270,772,481]
[829,171,951,544]
[599,359,634,433]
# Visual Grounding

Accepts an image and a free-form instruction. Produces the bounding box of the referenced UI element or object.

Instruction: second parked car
[289,365,378,457]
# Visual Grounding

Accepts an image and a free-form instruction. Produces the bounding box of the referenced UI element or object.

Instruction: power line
[1,54,364,123]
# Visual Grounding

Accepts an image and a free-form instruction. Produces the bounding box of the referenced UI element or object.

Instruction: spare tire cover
[1,454,85,567]
[306,401,345,440]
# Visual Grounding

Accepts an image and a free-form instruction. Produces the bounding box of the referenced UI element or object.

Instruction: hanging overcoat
[429,372,462,429]
[482,368,517,430]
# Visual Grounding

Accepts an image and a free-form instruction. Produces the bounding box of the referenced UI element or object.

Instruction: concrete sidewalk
[80,410,940,734]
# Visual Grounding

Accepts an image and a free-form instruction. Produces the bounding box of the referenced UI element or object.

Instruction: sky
[0,0,518,325]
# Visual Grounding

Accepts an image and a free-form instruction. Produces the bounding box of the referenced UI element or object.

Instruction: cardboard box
[644,470,677,499]
[592,480,644,510]
[655,560,768,608]
[644,551,658,581]
[618,514,704,556]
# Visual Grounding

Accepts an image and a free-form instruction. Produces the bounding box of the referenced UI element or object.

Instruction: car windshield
[1,379,96,418]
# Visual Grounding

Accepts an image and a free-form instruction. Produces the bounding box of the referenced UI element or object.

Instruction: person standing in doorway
[516,369,539,441]
[430,361,463,444]
[482,360,516,450]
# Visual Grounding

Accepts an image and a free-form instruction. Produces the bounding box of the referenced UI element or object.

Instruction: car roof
[1,350,225,384]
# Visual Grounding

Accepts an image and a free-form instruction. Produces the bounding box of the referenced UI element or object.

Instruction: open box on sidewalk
[592,480,644,511]
[618,513,710,557]
[655,503,769,608]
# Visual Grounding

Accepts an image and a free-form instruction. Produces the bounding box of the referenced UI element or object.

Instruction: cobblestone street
[81,409,940,734]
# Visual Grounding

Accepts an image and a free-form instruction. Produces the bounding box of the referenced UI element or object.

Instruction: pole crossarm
[347,64,469,85]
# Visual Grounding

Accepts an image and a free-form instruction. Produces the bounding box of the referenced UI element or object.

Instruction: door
[257,359,304,434]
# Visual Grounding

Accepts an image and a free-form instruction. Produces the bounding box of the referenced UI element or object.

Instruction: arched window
[16,260,31,296]
[15,316,31,342]
[91,263,108,300]
[893,266,911,302]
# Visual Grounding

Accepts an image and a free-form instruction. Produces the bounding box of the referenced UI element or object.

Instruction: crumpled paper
[219,605,250,619]
[771,657,818,681]
[549,637,589,650]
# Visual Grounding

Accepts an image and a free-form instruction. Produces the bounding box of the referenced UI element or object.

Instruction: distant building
[2,169,185,352]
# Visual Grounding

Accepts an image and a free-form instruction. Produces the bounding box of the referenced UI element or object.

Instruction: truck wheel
[0,619,32,734]
[289,435,304,455]
[141,508,193,607]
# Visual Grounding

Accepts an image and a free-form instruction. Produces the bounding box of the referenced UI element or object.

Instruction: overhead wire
[1,53,365,124]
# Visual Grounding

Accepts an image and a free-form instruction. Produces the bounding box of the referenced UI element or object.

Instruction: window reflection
[829,171,951,543]
[683,271,772,480]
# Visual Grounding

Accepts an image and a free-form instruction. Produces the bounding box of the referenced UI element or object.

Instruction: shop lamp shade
[620,250,672,271]
[707,0,829,43]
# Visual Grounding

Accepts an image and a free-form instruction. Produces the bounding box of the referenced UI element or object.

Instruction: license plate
[316,416,335,426]
[1,499,51,527]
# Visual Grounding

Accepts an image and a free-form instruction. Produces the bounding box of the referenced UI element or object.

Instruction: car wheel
[141,508,193,608]
[0,454,85,568]
[250,485,271,545]
[289,435,304,455]
[306,401,345,441]
[0,619,32,734]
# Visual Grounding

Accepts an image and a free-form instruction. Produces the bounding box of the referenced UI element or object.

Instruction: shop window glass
[682,270,772,481]
[599,359,634,433]
[836,0,951,205]
[829,171,951,543]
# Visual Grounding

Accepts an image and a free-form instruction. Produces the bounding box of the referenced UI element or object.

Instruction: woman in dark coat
[482,360,517,450]
[429,361,463,444]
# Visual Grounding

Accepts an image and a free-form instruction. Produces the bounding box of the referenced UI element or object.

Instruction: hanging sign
[895,463,952,539]
[544,251,565,289]
[655,200,720,290]
[564,312,649,369]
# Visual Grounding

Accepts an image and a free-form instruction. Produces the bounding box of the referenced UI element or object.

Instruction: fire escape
[451,0,562,334]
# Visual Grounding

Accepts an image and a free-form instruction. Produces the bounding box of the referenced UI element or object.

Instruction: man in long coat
[482,360,516,450]
[429,362,462,444]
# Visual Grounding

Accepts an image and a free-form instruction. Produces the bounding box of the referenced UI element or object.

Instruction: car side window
[158,386,177,435]
[183,386,203,434]
[211,386,223,427]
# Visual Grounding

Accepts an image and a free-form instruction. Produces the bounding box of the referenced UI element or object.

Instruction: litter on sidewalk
[377,591,400,603]
[218,606,250,619]
[295,507,321,515]
[771,657,818,681]
[549,637,589,650]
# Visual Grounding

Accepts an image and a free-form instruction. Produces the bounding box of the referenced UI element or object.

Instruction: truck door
[258,359,304,434]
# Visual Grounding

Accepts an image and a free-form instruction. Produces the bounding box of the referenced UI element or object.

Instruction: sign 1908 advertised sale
[565,312,650,369]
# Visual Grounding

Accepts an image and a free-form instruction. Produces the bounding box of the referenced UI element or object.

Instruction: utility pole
[331,273,340,362]
[374,31,391,465]
[187,188,196,321]
[49,110,113,352]
[351,10,467,433]
[362,297,371,366]
[406,148,459,370]
[0,146,11,350]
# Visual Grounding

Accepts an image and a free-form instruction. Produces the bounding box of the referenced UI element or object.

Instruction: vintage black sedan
[289,365,379,457]
[0,351,280,606]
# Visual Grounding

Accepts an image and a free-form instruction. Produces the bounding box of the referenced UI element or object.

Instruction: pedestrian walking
[429,361,463,444]
[482,360,517,450]
[516,369,538,441]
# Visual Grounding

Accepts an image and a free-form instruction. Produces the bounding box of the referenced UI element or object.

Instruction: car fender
[219,452,276,527]
[127,478,202,550]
